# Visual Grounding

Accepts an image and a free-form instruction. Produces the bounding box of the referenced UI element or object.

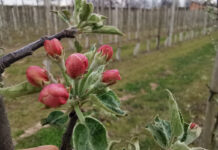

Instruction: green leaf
[215,98,218,103]
[80,65,105,96]
[171,141,190,150]
[108,140,121,150]
[128,137,140,150]
[41,111,68,126]
[73,116,108,150]
[89,44,96,52]
[146,116,171,149]
[62,10,71,20]
[0,81,41,98]
[167,90,184,138]
[179,123,189,142]
[79,2,93,22]
[74,40,83,52]
[84,44,96,62]
[52,10,72,26]
[91,26,124,36]
[74,0,82,13]
[73,123,90,150]
[92,89,126,116]
[87,13,106,24]
[190,148,207,150]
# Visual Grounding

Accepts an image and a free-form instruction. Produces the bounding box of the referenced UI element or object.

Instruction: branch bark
[60,111,78,150]
[0,27,77,74]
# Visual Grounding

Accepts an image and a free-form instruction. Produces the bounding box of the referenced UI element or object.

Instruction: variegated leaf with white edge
[167,90,184,138]
[191,147,207,150]
[92,89,126,116]
[73,116,108,150]
[171,141,191,150]
[0,81,41,98]
[146,116,171,149]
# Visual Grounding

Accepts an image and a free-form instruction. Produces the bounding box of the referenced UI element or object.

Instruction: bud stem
[56,58,72,87]
[74,103,85,124]
[74,79,79,96]
[78,71,92,97]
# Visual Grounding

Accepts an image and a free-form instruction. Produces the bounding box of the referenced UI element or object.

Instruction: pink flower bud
[44,38,63,57]
[65,53,89,79]
[102,69,121,85]
[39,84,69,108]
[97,45,113,61]
[190,123,197,129]
[26,66,49,87]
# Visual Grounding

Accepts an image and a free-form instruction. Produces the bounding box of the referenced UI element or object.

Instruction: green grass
[4,32,218,149]
[16,127,65,148]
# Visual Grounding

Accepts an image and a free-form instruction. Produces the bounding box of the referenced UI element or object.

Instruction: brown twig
[0,27,77,74]
[60,111,78,150]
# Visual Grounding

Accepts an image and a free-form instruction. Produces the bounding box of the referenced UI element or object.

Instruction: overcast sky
[1,0,217,6]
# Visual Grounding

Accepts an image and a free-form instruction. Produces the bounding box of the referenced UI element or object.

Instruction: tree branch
[0,27,77,74]
[60,111,78,150]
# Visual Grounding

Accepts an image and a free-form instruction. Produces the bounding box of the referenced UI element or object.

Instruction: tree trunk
[0,75,14,150]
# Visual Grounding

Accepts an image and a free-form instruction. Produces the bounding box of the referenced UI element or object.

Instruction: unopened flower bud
[97,45,113,61]
[65,53,89,79]
[102,69,121,85]
[26,66,49,87]
[39,84,69,108]
[44,38,63,57]
[184,122,201,145]
[190,123,197,129]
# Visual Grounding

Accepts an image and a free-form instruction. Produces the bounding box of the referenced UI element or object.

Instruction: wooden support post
[201,48,218,149]
[146,39,150,52]
[203,6,208,35]
[115,47,121,61]
[133,8,141,56]
[156,4,164,50]
[127,0,131,40]
[168,0,176,46]
[108,0,113,43]
[44,0,51,35]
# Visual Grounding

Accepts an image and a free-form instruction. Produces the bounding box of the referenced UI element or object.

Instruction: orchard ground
[3,32,218,149]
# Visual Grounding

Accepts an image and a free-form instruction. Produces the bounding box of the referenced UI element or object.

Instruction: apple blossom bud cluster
[25,38,121,108]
